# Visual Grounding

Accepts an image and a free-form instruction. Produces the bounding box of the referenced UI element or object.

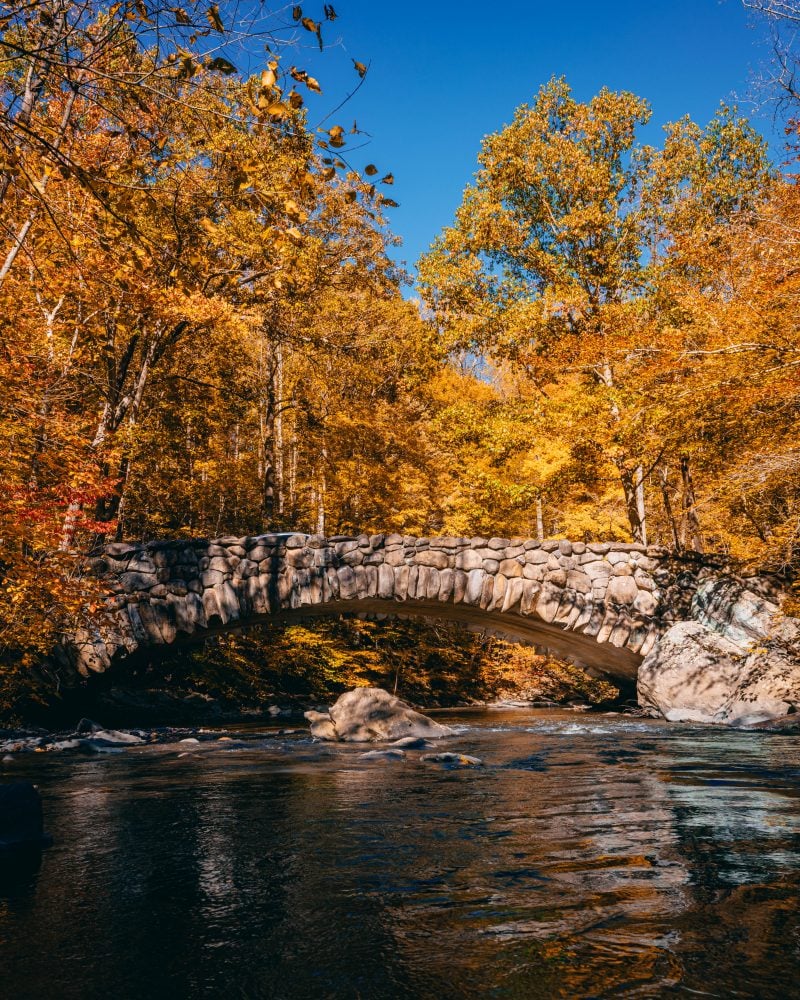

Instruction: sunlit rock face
[638,582,800,725]
[305,687,452,743]
[55,532,797,725]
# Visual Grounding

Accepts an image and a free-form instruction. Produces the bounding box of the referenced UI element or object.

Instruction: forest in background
[1,1,799,716]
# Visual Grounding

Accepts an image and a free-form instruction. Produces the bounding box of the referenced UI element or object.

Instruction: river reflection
[1,709,799,998]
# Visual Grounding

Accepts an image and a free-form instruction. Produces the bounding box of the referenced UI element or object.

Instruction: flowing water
[1,708,800,999]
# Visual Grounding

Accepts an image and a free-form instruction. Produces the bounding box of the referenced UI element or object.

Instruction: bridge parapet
[62,532,732,683]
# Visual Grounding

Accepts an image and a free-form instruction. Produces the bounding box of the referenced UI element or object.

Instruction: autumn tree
[0,0,390,710]
[0,0,346,284]
[635,174,800,569]
[419,78,772,546]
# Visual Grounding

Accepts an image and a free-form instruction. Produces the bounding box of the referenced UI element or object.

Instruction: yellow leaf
[284,198,303,219]
[353,60,367,78]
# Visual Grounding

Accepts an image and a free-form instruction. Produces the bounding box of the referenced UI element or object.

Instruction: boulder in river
[638,597,800,725]
[90,729,144,745]
[305,710,338,740]
[305,687,453,742]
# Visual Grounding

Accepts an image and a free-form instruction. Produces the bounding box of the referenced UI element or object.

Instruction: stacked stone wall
[60,532,713,680]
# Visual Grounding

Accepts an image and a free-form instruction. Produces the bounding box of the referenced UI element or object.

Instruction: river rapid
[1,708,799,999]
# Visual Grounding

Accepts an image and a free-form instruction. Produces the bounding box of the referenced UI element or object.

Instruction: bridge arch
[62,532,717,684]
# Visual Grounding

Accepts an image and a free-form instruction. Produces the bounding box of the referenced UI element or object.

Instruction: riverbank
[0,697,611,756]
[4,697,800,758]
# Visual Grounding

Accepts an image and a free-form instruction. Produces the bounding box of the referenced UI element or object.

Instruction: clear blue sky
[288,0,784,273]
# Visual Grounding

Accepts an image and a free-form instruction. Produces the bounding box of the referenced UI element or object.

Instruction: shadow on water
[0,709,799,999]
[0,847,44,906]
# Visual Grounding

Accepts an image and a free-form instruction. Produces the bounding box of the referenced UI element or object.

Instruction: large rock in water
[638,580,800,725]
[305,687,453,742]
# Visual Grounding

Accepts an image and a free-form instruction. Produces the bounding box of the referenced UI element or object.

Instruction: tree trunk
[680,454,704,553]
[635,464,647,547]
[59,323,185,548]
[658,465,681,551]
[599,361,647,544]
[315,434,328,536]
[616,460,646,544]
[535,496,544,541]
[94,451,131,541]
[59,502,82,552]
[261,406,276,530]
[275,341,285,518]
[289,422,298,523]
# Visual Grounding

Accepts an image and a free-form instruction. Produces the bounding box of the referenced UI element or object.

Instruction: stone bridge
[64,532,768,691]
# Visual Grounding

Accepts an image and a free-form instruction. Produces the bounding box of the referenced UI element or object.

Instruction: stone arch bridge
[64,532,765,687]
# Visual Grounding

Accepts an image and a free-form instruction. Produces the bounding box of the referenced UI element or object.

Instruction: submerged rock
[76,740,124,754]
[389,736,432,750]
[50,739,82,752]
[420,752,483,767]
[305,687,453,743]
[358,749,406,761]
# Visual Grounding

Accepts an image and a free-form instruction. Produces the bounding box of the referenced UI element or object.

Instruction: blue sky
[286,0,785,272]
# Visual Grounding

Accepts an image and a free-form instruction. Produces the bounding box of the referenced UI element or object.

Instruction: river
[1,708,799,999]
